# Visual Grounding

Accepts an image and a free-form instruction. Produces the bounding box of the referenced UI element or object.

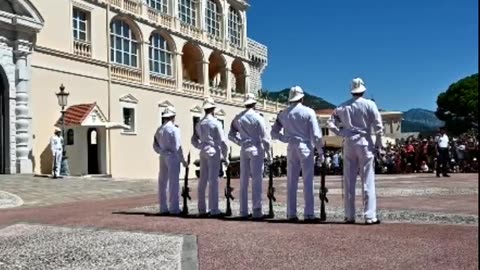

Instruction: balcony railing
[73,40,91,58]
[183,80,204,95]
[180,22,203,39]
[209,87,227,99]
[150,73,176,89]
[147,8,173,29]
[111,65,142,83]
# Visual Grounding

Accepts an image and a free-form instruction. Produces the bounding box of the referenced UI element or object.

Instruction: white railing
[147,8,173,29]
[180,22,203,39]
[150,74,176,88]
[73,40,91,58]
[111,65,142,83]
[209,87,227,99]
[183,80,204,95]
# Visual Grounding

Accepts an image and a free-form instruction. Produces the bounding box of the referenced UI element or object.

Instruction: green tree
[436,73,478,135]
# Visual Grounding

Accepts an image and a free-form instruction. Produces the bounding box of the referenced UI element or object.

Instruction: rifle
[181,152,192,215]
[267,148,276,218]
[53,152,57,179]
[319,149,329,221]
[224,147,234,216]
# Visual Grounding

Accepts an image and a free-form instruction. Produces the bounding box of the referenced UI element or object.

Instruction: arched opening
[231,58,246,94]
[87,128,100,174]
[182,42,203,83]
[208,51,226,89]
[110,18,140,68]
[149,32,174,77]
[0,65,9,174]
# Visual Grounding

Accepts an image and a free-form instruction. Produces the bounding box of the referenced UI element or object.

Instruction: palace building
[0,0,287,178]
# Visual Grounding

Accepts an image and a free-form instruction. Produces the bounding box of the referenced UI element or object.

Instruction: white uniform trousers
[158,154,181,214]
[286,142,315,219]
[197,150,221,215]
[343,140,377,220]
[52,150,62,177]
[239,145,264,218]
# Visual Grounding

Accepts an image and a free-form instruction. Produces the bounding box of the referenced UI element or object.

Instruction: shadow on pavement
[112,211,371,225]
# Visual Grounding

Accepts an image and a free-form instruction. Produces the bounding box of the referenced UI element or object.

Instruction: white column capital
[13,40,32,57]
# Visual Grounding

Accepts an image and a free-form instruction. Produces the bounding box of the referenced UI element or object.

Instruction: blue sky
[247,0,478,111]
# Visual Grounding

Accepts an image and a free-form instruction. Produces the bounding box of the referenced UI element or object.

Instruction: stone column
[175,52,183,90]
[244,73,250,95]
[142,41,150,85]
[223,1,230,48]
[14,40,32,173]
[202,60,209,97]
[225,67,232,101]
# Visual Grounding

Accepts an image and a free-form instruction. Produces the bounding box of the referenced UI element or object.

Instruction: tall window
[73,8,88,41]
[110,20,138,67]
[149,33,173,76]
[147,0,168,14]
[205,0,221,37]
[178,0,196,26]
[123,107,136,133]
[228,7,242,46]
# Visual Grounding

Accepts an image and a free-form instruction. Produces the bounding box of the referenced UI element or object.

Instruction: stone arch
[182,41,204,83]
[231,58,246,94]
[110,15,143,42]
[0,65,10,174]
[149,30,176,52]
[208,51,226,89]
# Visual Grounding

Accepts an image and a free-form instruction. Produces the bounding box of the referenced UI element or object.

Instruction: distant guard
[50,127,63,178]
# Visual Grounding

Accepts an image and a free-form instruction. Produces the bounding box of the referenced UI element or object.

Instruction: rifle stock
[267,148,276,218]
[181,152,191,215]
[319,150,329,221]
[224,147,234,216]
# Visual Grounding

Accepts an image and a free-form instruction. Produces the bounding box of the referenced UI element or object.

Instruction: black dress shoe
[198,212,210,218]
[288,217,299,222]
[209,212,226,218]
[304,218,320,224]
[157,212,170,216]
[344,218,355,224]
[443,174,450,177]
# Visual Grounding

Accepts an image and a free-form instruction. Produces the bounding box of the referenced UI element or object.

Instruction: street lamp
[55,84,70,176]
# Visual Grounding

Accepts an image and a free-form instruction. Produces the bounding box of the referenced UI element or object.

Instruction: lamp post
[55,84,70,176]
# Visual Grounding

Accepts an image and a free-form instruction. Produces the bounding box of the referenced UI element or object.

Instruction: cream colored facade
[0,0,287,178]
[317,110,404,147]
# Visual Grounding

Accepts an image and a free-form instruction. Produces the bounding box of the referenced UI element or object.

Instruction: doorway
[0,66,9,174]
[87,128,100,174]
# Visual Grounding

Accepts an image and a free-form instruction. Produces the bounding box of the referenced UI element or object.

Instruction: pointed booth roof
[55,103,129,129]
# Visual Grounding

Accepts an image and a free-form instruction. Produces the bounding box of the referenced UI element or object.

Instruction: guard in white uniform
[228,93,273,219]
[327,78,383,224]
[191,97,229,217]
[153,106,188,215]
[50,127,63,178]
[271,86,324,221]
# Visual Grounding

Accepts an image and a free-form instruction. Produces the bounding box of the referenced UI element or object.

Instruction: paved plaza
[0,173,478,269]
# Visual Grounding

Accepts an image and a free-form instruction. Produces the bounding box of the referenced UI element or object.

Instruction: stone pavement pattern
[0,223,196,270]
[0,173,478,269]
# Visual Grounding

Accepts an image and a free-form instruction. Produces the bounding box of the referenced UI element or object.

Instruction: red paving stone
[0,173,478,269]
[0,194,477,270]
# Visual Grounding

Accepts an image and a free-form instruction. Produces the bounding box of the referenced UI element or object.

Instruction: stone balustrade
[209,87,227,99]
[150,74,176,89]
[111,65,142,83]
[73,40,91,58]
[183,80,204,95]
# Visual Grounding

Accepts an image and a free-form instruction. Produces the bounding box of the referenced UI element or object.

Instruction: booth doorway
[87,128,100,174]
[0,66,9,174]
